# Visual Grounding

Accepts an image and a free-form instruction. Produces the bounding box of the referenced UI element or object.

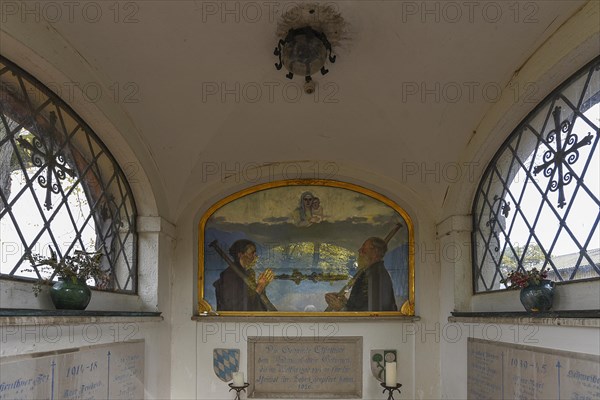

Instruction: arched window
[472,57,600,293]
[0,56,137,293]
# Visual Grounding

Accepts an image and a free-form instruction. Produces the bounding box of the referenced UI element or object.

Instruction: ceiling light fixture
[274,26,336,93]
[272,3,346,94]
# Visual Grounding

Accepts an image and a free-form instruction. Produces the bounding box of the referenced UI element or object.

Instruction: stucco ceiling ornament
[273,3,348,93]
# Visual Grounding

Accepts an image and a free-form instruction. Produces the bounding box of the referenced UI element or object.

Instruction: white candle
[232,372,245,386]
[385,362,397,387]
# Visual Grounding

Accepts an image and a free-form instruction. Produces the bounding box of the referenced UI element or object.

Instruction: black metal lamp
[274,26,336,90]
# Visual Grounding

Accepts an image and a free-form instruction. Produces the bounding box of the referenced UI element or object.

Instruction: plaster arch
[0,23,166,219]
[0,30,173,312]
[440,1,600,221]
[432,1,599,313]
[176,164,440,318]
[178,160,435,222]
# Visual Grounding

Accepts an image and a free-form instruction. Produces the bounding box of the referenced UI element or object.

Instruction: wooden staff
[324,223,403,311]
[209,240,277,311]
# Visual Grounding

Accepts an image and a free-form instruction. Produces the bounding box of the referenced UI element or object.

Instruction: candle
[232,372,245,387]
[385,362,397,387]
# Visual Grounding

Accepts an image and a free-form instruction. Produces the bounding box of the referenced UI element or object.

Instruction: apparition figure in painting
[310,197,323,223]
[293,191,323,227]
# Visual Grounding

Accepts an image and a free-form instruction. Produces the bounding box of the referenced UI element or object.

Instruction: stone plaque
[0,340,144,400]
[468,338,600,400]
[248,336,362,398]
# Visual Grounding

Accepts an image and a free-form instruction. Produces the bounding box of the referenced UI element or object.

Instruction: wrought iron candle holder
[228,383,249,400]
[381,382,402,400]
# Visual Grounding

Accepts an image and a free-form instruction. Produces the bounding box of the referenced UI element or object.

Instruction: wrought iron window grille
[472,57,600,293]
[0,56,137,293]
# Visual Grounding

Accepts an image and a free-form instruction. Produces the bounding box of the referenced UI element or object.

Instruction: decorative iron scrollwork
[485,195,511,252]
[473,57,600,293]
[1,55,138,293]
[533,106,593,208]
[16,112,75,210]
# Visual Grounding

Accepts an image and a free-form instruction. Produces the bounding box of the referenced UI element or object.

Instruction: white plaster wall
[194,321,416,400]
[439,3,600,399]
[0,208,175,400]
[0,203,174,400]
[0,26,175,400]
[0,319,170,399]
[440,323,600,400]
[170,169,442,399]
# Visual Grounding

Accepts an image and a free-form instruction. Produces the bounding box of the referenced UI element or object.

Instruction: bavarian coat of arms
[213,348,240,382]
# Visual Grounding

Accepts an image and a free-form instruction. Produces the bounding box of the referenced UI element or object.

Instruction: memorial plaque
[468,338,600,400]
[248,336,362,398]
[0,340,144,400]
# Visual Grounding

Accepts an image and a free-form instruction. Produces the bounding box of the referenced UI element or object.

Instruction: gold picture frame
[197,180,414,316]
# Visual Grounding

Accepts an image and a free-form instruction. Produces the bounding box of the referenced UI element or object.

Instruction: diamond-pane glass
[473,57,600,293]
[0,56,137,293]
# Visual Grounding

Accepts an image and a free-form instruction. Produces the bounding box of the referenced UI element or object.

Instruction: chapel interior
[0,1,599,399]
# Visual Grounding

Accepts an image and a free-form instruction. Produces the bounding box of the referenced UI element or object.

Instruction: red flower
[500,268,548,289]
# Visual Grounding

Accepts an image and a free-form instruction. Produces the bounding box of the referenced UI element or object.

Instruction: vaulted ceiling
[0,1,589,221]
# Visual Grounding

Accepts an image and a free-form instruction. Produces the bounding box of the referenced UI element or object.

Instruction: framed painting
[197,180,414,316]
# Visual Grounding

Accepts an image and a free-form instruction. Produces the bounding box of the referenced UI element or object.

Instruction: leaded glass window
[0,56,137,293]
[472,57,600,293]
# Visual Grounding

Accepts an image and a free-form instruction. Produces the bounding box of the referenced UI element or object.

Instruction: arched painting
[198,180,414,316]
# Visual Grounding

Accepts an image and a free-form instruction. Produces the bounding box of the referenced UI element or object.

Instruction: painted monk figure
[325,237,397,311]
[213,239,274,311]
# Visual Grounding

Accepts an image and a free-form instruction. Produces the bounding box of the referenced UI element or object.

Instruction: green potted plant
[501,268,555,312]
[24,248,107,310]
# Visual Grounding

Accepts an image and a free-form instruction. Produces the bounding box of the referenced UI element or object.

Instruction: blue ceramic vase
[519,280,555,312]
[50,278,91,310]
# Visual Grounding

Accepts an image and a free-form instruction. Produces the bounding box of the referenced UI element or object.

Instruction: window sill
[449,310,599,328]
[192,314,421,323]
[0,309,163,326]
